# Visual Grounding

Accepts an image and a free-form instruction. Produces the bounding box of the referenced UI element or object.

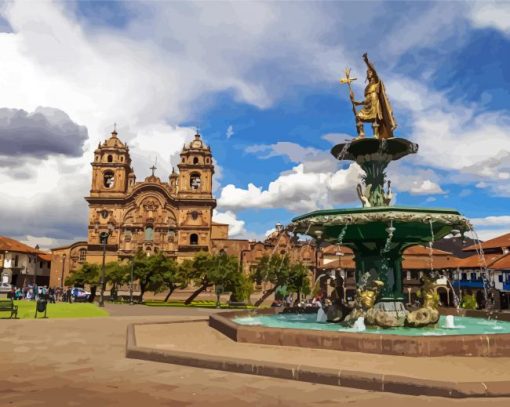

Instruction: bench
[0,298,18,319]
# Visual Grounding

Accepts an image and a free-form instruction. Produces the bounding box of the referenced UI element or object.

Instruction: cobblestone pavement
[1,311,510,406]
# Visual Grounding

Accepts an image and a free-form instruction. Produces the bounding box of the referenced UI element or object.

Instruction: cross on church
[150,164,157,177]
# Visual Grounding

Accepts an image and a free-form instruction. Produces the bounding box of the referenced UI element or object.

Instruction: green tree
[105,261,130,300]
[287,262,311,304]
[65,262,100,301]
[251,254,291,307]
[184,252,240,305]
[132,251,162,302]
[160,258,189,302]
[461,292,478,310]
[230,272,254,303]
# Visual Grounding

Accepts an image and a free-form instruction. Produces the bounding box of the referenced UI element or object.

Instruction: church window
[190,234,198,245]
[193,157,199,164]
[124,231,132,242]
[182,157,185,163]
[120,156,124,162]
[168,230,175,242]
[145,226,154,241]
[190,173,201,190]
[79,249,87,262]
[103,171,115,188]
[95,155,99,161]
[107,155,113,162]
[191,211,199,220]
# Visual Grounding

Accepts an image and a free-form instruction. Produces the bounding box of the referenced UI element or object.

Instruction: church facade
[84,129,229,265]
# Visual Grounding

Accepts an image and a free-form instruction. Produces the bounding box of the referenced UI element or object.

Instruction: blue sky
[0,1,510,248]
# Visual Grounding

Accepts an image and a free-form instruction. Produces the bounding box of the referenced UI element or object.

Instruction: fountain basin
[291,206,470,245]
[210,310,510,357]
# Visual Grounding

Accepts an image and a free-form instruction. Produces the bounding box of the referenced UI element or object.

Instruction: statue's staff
[339,68,360,135]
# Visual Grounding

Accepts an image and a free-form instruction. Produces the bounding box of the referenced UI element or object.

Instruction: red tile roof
[0,236,39,254]
[37,253,52,262]
[463,233,510,252]
[490,253,510,270]
[456,253,507,269]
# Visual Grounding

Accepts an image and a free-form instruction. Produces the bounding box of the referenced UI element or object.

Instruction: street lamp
[129,257,134,305]
[314,230,324,297]
[60,254,66,289]
[99,224,114,307]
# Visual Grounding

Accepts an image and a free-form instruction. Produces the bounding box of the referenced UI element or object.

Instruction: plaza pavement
[1,304,510,406]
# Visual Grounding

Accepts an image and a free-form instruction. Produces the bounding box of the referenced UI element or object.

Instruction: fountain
[210,53,510,356]
[290,54,471,329]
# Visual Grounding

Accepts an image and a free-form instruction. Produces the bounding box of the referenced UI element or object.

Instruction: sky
[0,0,510,249]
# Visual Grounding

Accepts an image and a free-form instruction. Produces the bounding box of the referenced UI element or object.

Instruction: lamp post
[99,224,114,307]
[129,257,134,305]
[314,230,323,286]
[60,254,66,289]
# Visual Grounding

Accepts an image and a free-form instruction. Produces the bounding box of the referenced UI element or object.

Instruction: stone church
[84,129,229,265]
[49,128,317,287]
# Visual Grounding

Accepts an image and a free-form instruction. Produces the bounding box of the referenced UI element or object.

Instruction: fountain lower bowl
[209,309,510,357]
[290,206,470,244]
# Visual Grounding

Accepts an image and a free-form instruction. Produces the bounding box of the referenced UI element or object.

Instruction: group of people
[7,285,74,303]
[271,294,329,308]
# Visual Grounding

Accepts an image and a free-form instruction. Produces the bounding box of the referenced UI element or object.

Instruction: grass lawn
[0,301,109,319]
[144,299,257,309]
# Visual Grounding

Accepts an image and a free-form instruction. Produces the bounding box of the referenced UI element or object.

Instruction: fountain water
[445,315,456,329]
[352,316,366,332]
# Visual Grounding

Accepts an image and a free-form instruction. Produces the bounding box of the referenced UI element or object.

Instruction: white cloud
[382,73,510,196]
[226,125,234,139]
[470,216,510,228]
[212,210,247,237]
[246,141,338,173]
[218,163,361,212]
[18,235,82,252]
[464,216,510,242]
[467,228,508,242]
[468,1,510,35]
[387,164,445,196]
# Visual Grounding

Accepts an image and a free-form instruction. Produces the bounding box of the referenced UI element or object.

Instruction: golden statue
[405,274,440,327]
[340,53,397,139]
[357,279,384,310]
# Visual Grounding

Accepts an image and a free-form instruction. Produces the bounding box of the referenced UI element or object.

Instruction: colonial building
[84,129,225,264]
[49,241,87,288]
[0,236,51,288]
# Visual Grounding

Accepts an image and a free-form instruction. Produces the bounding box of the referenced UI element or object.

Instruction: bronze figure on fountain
[341,53,397,140]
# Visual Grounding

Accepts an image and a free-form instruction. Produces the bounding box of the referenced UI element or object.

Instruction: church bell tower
[90,129,133,197]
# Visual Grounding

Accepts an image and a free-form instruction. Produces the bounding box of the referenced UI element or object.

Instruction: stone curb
[209,312,510,357]
[125,320,510,398]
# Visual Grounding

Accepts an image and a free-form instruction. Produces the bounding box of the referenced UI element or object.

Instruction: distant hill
[433,236,480,259]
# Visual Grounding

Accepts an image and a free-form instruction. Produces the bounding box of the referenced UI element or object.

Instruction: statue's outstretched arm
[362,53,378,76]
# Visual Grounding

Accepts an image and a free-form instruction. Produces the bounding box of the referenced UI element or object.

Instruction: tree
[105,261,130,301]
[65,262,100,302]
[184,252,240,305]
[251,254,291,307]
[132,251,161,302]
[160,258,189,302]
[230,272,254,304]
[287,262,311,304]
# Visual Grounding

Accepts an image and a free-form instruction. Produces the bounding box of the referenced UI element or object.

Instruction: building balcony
[503,282,510,291]
[452,280,484,289]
